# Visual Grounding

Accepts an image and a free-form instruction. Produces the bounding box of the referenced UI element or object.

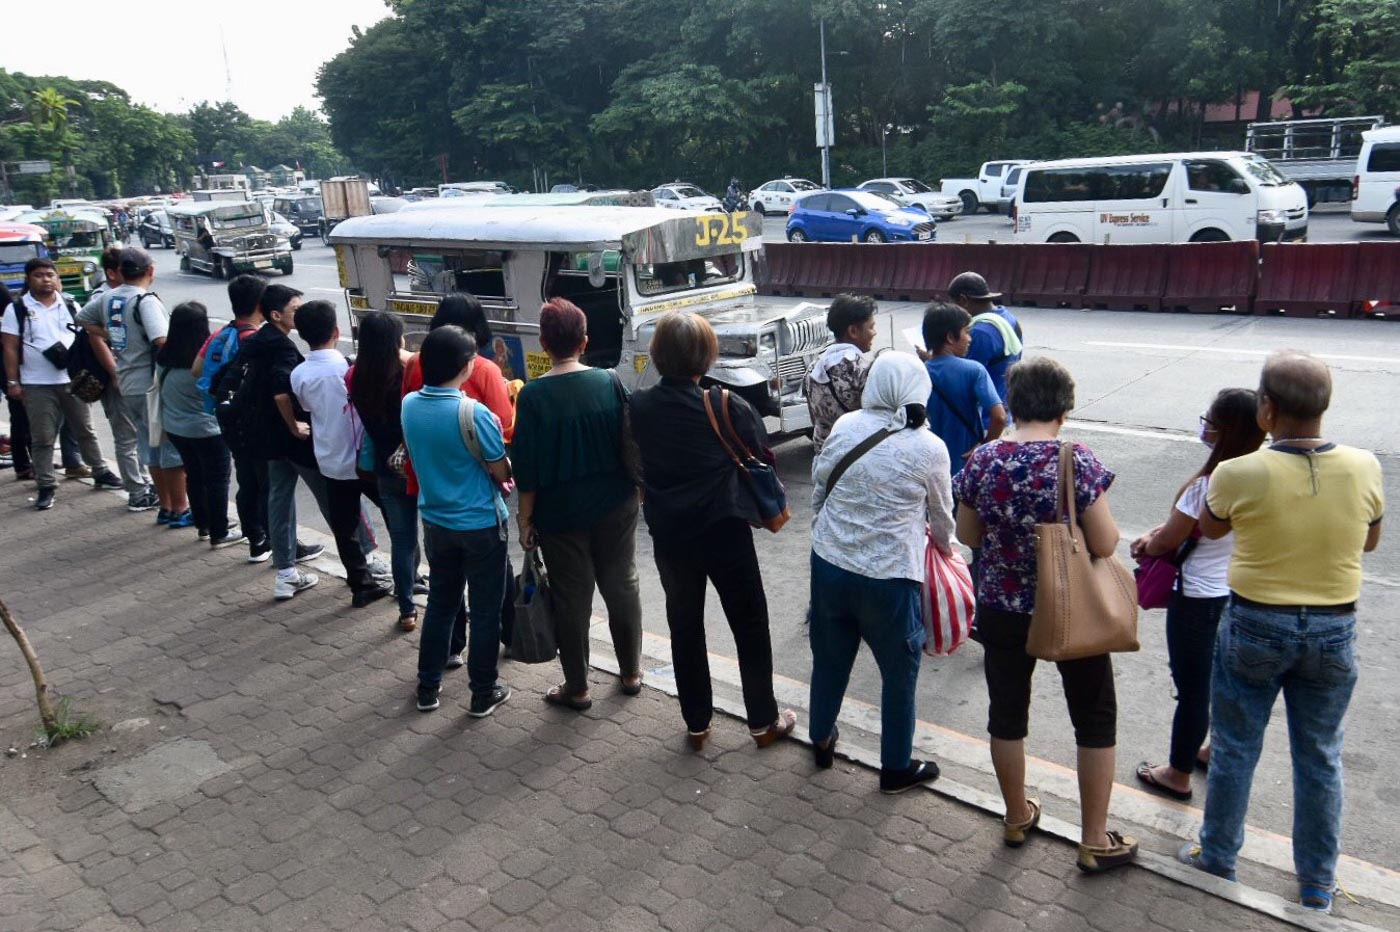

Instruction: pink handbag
[922,532,975,656]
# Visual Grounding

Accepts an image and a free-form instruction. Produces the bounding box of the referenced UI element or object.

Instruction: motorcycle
[722,186,749,214]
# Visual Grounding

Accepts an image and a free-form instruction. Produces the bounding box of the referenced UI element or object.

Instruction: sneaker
[295,542,325,564]
[167,510,196,529]
[416,686,441,712]
[91,470,123,490]
[34,487,56,511]
[1300,885,1337,915]
[1175,842,1236,882]
[445,652,465,670]
[274,570,319,601]
[64,464,92,479]
[247,538,272,563]
[351,584,392,608]
[413,574,429,595]
[879,760,940,794]
[212,529,248,549]
[127,490,159,512]
[197,528,211,541]
[155,509,173,525]
[1077,831,1139,874]
[367,555,392,579]
[467,683,511,718]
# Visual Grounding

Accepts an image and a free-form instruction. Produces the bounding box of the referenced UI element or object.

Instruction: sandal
[751,709,797,749]
[1299,885,1334,914]
[1003,798,1042,848]
[620,675,642,696]
[1135,762,1193,802]
[398,612,418,633]
[544,685,593,711]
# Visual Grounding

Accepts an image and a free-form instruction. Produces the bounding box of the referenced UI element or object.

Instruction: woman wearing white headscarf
[807,351,955,793]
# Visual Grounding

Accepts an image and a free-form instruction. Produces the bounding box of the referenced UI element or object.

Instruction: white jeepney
[328,204,829,434]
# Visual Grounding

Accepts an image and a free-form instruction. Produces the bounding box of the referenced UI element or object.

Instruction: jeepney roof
[167,201,264,219]
[0,222,49,242]
[402,191,650,211]
[329,205,761,264]
[13,208,108,229]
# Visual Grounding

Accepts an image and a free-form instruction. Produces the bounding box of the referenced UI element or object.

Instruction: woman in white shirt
[1130,388,1265,801]
[807,352,955,794]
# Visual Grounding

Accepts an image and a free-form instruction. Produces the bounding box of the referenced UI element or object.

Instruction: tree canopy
[317,0,1400,192]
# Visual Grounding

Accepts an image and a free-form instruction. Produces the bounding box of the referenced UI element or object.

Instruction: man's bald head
[1260,351,1331,420]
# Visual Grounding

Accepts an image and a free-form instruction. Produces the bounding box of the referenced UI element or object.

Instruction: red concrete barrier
[946,244,1022,305]
[1010,244,1091,307]
[888,245,960,301]
[1161,242,1259,313]
[1256,243,1358,317]
[1084,245,1169,311]
[1349,242,1400,320]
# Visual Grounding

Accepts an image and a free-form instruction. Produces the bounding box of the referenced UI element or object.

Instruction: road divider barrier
[756,241,1400,319]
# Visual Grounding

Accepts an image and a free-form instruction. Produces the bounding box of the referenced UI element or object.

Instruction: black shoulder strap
[824,427,899,494]
[926,377,982,438]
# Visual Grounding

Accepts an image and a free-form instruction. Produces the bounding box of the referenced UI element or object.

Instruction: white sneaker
[445,653,465,669]
[367,555,392,579]
[274,570,319,601]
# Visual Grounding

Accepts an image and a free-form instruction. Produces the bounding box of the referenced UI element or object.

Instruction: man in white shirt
[290,300,390,608]
[2,259,119,510]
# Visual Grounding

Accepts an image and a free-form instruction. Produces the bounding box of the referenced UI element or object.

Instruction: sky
[7,0,393,121]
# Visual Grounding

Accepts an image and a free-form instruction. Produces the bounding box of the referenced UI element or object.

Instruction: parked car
[265,209,303,250]
[856,178,962,219]
[272,195,324,235]
[138,209,174,248]
[785,189,937,244]
[1351,125,1400,236]
[940,160,1032,214]
[651,182,723,211]
[749,177,824,216]
[999,165,1027,217]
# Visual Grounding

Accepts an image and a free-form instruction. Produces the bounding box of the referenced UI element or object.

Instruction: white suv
[1352,126,1400,235]
[749,178,824,216]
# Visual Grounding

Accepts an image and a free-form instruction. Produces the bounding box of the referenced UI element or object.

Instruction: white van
[1350,126,1400,235]
[1013,152,1308,244]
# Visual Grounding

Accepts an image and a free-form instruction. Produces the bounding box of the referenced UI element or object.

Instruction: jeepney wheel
[280,258,294,276]
[179,255,190,272]
[164,235,174,249]
[214,257,229,280]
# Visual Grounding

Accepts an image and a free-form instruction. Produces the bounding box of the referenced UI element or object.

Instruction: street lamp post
[882,124,893,177]
[819,19,830,189]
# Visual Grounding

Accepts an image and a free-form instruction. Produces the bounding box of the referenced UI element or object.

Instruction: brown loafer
[751,709,797,749]
[1077,830,1139,873]
[687,728,710,751]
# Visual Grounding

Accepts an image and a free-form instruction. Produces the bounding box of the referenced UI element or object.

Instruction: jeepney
[328,205,830,434]
[12,208,112,301]
[168,200,294,279]
[0,223,50,292]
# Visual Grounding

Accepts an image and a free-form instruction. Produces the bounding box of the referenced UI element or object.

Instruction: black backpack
[210,347,258,456]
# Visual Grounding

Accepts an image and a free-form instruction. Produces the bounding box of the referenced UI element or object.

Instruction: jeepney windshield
[42,223,103,249]
[0,243,43,264]
[634,253,744,297]
[209,206,266,231]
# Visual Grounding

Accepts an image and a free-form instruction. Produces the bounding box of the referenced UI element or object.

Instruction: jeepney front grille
[784,316,827,355]
[776,356,808,384]
[228,234,277,251]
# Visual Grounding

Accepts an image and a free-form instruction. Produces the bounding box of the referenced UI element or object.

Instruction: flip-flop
[1135,762,1193,802]
[544,686,593,711]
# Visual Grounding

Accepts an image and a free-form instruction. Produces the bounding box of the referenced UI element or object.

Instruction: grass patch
[38,697,103,746]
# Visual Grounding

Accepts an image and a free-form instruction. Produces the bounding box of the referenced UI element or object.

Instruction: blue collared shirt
[401,385,506,531]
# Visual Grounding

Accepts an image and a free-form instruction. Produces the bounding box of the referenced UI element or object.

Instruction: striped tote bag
[921,532,975,656]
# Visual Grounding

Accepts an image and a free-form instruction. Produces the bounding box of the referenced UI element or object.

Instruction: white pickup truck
[940,160,1032,214]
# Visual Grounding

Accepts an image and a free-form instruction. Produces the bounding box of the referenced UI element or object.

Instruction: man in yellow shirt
[1177,351,1383,915]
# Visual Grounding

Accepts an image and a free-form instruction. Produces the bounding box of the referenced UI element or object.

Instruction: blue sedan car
[785,189,937,243]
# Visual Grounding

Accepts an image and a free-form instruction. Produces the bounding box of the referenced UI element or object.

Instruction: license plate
[254,260,272,269]
[918,231,932,241]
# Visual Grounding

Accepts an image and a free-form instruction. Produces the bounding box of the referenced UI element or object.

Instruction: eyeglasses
[1198,414,1215,429]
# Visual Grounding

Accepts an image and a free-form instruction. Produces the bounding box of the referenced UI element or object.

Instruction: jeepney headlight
[1257,209,1286,224]
[82,261,96,274]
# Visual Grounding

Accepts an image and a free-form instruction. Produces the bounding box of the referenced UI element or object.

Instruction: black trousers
[1166,591,1228,773]
[653,518,778,733]
[232,452,268,545]
[325,475,381,593]
[167,433,233,538]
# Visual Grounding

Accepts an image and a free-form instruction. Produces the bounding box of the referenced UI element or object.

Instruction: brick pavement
[0,477,1307,931]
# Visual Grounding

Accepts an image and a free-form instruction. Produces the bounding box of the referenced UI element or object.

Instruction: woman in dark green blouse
[512,298,643,710]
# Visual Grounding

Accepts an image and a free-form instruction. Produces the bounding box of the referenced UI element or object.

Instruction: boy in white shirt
[290,301,390,608]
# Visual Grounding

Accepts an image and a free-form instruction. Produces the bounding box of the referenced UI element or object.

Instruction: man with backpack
[77,247,174,513]
[2,259,120,510]
[949,271,1023,409]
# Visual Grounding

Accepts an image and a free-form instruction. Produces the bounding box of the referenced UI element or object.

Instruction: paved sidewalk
[0,479,1302,931]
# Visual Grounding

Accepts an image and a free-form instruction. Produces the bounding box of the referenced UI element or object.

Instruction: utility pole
[818,19,831,189]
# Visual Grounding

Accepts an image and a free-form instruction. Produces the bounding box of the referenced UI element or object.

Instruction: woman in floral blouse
[804,294,878,453]
[954,356,1137,874]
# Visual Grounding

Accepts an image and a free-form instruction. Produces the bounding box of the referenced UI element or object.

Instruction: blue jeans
[1199,600,1359,889]
[418,521,506,698]
[808,551,925,771]
[376,474,421,617]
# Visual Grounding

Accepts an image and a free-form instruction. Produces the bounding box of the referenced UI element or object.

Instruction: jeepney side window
[549,252,625,369]
[634,253,745,297]
[409,249,506,297]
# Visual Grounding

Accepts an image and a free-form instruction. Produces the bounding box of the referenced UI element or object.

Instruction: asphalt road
[127,237,1400,878]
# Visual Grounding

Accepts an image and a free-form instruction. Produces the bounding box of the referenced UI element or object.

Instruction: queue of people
[2,253,1384,903]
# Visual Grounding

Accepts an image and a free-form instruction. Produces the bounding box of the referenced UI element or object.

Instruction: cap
[948,271,1001,301]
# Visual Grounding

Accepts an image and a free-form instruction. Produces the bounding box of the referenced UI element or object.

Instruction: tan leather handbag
[1027,443,1140,661]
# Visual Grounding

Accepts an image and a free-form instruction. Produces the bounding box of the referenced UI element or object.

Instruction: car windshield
[210,207,265,230]
[635,254,744,297]
[902,179,932,193]
[1241,157,1289,186]
[846,191,902,212]
[0,243,42,264]
[790,179,821,191]
[671,185,706,198]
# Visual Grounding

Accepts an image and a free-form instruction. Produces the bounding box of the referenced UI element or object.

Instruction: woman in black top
[348,312,421,632]
[629,311,796,751]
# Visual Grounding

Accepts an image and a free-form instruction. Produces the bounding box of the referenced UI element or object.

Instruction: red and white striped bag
[921,532,976,656]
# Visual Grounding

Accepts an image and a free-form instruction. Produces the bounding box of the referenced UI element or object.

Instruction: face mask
[1198,421,1214,449]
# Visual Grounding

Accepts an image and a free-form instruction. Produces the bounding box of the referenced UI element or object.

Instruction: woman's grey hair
[1260,350,1331,419]
[1005,357,1075,423]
